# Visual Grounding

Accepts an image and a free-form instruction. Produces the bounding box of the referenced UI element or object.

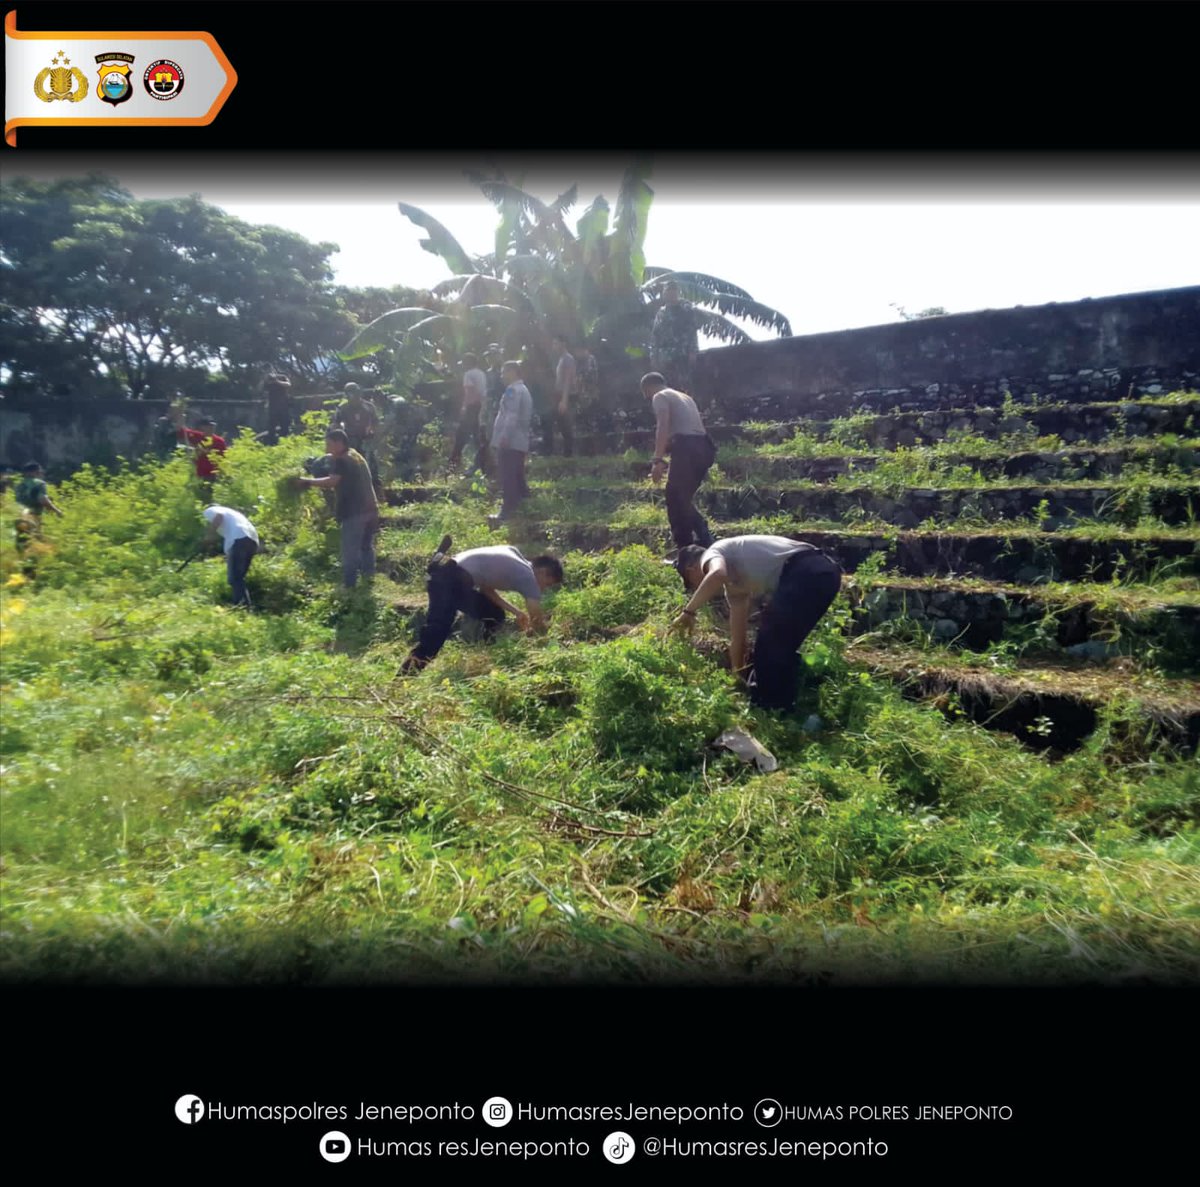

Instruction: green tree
[1,174,356,399]
[341,163,791,392]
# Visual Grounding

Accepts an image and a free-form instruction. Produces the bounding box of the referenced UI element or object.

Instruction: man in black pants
[642,372,716,549]
[670,535,844,711]
[400,538,564,672]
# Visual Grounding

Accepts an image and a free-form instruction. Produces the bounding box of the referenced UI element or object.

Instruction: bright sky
[106,158,1198,341]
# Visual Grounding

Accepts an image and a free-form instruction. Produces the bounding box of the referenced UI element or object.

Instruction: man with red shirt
[171,405,227,486]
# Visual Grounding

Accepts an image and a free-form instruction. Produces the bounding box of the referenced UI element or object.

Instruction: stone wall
[0,393,335,477]
[4,286,1198,473]
[692,286,1200,422]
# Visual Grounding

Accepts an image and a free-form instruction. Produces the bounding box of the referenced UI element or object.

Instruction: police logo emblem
[95,52,135,106]
[143,58,185,100]
[33,50,88,103]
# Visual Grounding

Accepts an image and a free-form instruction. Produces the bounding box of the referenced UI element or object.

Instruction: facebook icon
[175,1095,205,1124]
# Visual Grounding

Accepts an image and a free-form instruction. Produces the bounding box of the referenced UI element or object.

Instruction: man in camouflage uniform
[650,280,700,393]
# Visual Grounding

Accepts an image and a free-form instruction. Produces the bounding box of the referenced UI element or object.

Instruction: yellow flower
[3,598,25,615]
[4,573,25,589]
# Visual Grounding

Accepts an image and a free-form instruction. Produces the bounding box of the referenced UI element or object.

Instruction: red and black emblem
[143,58,185,100]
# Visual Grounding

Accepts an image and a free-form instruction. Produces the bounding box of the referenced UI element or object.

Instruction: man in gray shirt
[670,535,843,711]
[401,537,564,671]
[546,335,578,457]
[491,360,534,523]
[643,372,717,550]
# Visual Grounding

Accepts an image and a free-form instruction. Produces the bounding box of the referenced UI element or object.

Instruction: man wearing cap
[201,504,260,608]
[292,428,380,589]
[332,382,382,496]
[332,382,379,453]
[400,536,564,672]
[263,373,293,441]
[642,372,716,550]
[650,280,700,392]
[670,536,844,711]
[170,405,227,487]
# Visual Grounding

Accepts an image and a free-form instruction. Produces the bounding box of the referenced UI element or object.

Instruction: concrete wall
[692,286,1200,422]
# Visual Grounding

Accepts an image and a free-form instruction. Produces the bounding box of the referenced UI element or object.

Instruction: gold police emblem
[33,50,87,103]
[95,52,135,106]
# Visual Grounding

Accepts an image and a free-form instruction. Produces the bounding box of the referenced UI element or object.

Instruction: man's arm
[296,474,341,490]
[651,394,671,484]
[40,491,64,518]
[670,556,728,634]
[477,584,523,618]
[727,594,750,678]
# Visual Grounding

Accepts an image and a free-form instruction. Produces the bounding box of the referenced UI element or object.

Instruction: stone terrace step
[567,396,1200,456]
[378,524,1199,585]
[530,481,1199,529]
[386,479,1199,530]
[850,643,1200,755]
[847,577,1200,670]
[521,441,1198,486]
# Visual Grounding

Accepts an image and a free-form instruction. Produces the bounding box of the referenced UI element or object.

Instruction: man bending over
[401,537,564,671]
[670,535,843,711]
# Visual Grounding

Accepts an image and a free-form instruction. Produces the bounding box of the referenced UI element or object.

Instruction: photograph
[3,0,1197,1171]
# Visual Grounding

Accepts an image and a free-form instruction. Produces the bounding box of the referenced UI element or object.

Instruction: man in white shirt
[450,353,489,471]
[401,536,564,671]
[670,535,843,710]
[643,371,716,549]
[201,504,261,608]
[490,360,534,523]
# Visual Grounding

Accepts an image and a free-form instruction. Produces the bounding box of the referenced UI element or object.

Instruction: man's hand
[668,609,697,637]
[650,459,667,486]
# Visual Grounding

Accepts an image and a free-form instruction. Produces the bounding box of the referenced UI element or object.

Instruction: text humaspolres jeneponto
[176,1100,1014,1125]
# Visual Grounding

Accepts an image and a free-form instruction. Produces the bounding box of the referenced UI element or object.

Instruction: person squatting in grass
[642,372,717,550]
[670,535,844,711]
[201,504,261,608]
[292,429,380,589]
[400,538,563,672]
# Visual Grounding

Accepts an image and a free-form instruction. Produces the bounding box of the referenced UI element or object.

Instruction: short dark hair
[325,428,349,446]
[674,545,707,577]
[22,461,42,474]
[641,372,666,389]
[531,554,564,584]
[552,334,568,346]
[462,353,478,367]
[503,360,522,375]
[198,418,217,427]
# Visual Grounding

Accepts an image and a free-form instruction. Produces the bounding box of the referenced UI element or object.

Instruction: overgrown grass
[2,424,1198,986]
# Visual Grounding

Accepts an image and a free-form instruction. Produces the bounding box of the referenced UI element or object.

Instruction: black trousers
[665,433,716,549]
[410,559,505,662]
[226,537,258,607]
[748,550,843,711]
[496,447,527,519]
[544,406,575,456]
[450,404,484,464]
